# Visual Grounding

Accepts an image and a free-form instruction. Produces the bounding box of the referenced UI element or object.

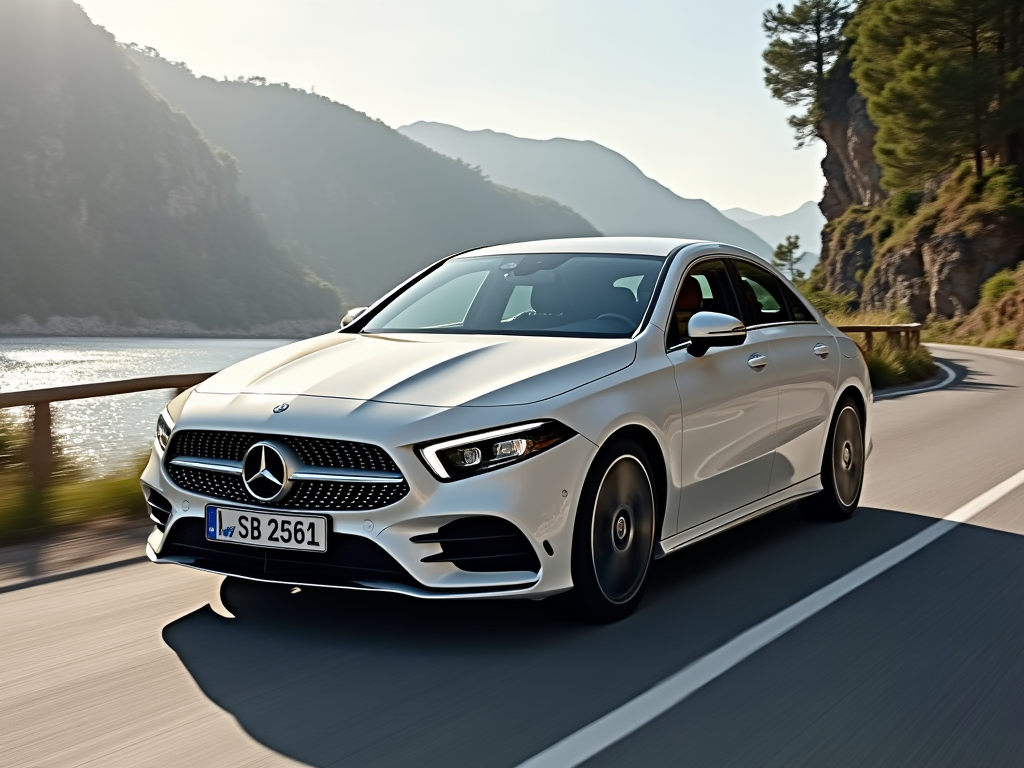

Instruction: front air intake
[411,517,541,573]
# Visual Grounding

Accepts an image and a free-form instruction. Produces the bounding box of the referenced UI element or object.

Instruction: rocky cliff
[817,61,887,223]
[816,61,1024,322]
[0,0,339,330]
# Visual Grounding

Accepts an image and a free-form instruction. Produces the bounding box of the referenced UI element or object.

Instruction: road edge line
[515,467,1024,768]
[874,361,956,400]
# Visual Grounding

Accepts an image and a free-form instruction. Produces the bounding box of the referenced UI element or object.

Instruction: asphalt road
[3,344,1024,768]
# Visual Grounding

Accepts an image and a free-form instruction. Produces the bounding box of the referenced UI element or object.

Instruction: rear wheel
[569,438,656,622]
[809,398,865,520]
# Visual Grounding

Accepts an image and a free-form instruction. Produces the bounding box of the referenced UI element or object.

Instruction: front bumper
[142,416,595,599]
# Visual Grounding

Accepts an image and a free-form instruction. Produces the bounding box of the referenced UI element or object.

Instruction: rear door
[669,257,779,532]
[730,258,839,494]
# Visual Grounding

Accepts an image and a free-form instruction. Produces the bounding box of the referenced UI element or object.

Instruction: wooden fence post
[30,401,54,488]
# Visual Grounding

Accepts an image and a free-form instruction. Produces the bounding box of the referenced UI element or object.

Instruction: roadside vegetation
[0,412,146,539]
[923,264,1024,350]
[792,268,939,389]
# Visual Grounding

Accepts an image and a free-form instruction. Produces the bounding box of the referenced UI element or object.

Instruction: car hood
[196,332,636,407]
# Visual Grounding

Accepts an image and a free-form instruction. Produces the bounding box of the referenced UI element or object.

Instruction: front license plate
[206,506,328,553]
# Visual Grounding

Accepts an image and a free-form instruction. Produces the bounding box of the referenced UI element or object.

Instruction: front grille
[170,430,399,473]
[166,430,410,511]
[411,517,541,573]
[159,518,417,587]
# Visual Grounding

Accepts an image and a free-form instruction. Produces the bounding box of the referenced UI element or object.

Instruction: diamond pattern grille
[166,430,408,511]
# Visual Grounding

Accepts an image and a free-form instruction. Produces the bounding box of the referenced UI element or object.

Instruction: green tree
[763,0,854,146]
[772,234,806,281]
[850,0,1024,187]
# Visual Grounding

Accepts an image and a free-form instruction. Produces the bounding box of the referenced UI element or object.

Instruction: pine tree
[763,0,854,146]
[850,0,1024,188]
[772,235,806,281]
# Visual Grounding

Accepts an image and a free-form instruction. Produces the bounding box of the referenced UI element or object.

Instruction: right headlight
[156,412,173,452]
[416,421,576,481]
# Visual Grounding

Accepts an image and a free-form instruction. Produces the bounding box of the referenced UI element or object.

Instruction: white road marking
[874,361,956,400]
[516,467,1024,768]
[927,343,1024,363]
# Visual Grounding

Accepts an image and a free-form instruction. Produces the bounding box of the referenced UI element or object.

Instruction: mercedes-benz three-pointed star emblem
[241,442,292,502]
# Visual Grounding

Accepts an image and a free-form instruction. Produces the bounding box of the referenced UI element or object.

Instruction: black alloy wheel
[809,397,865,520]
[570,437,657,622]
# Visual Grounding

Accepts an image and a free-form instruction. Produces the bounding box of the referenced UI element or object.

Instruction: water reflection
[0,337,290,472]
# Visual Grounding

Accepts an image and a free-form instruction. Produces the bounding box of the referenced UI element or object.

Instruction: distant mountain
[398,122,773,259]
[131,56,598,306]
[722,201,825,277]
[0,0,339,332]
[721,201,826,255]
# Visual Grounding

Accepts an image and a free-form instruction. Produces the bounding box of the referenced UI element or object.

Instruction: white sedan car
[142,237,871,621]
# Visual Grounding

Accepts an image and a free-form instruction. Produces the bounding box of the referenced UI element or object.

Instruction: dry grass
[0,416,147,539]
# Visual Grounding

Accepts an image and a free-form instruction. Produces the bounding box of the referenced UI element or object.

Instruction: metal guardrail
[836,323,922,353]
[0,372,215,489]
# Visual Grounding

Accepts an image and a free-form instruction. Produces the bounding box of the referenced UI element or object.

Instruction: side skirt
[655,475,822,559]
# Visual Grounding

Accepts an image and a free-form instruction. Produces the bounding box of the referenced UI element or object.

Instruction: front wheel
[808,398,865,520]
[569,438,657,622]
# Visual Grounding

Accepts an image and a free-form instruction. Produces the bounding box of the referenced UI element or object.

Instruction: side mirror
[687,311,746,357]
[340,307,368,328]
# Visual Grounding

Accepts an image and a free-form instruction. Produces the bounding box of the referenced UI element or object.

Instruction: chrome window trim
[744,320,821,330]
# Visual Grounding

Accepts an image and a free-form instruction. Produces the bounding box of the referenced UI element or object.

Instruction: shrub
[864,344,936,389]
[985,328,1018,349]
[981,270,1017,305]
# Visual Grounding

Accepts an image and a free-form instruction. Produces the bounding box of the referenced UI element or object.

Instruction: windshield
[362,253,665,337]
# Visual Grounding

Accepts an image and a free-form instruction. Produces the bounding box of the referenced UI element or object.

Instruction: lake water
[0,337,291,474]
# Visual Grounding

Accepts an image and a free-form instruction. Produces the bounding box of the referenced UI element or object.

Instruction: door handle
[747,353,768,371]
[813,343,830,359]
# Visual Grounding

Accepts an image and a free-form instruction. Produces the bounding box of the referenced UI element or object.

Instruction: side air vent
[411,517,541,573]
[143,486,172,531]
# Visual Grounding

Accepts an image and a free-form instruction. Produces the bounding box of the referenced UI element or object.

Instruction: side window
[667,259,739,349]
[732,260,791,327]
[780,283,814,322]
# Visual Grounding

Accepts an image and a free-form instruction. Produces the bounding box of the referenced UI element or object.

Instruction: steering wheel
[596,313,635,328]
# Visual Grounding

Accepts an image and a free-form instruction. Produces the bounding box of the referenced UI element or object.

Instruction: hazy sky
[76,0,825,216]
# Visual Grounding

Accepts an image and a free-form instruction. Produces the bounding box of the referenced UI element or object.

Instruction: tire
[569,437,657,622]
[809,397,865,520]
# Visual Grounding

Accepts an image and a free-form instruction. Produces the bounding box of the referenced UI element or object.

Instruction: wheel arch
[601,424,670,540]
[839,384,867,427]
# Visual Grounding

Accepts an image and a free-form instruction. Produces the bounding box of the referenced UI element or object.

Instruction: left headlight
[416,420,576,481]
[156,412,173,451]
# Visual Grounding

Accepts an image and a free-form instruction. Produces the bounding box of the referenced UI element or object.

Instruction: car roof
[462,236,711,259]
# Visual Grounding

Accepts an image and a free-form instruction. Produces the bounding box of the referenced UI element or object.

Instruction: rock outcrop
[0,0,339,329]
[817,61,887,224]
[815,59,1024,321]
[866,218,1024,320]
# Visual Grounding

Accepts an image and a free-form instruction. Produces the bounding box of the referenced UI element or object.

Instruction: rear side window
[780,283,815,322]
[732,260,791,327]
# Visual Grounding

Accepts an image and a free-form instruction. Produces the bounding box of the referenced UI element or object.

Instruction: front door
[668,258,779,532]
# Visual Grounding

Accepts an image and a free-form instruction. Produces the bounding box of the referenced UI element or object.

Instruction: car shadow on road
[160,502,965,768]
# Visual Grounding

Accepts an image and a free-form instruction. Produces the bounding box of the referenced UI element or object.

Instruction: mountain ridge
[0,0,340,330]
[399,121,773,259]
[130,55,599,306]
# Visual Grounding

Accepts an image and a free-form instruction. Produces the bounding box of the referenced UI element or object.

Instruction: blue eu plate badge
[206,506,217,538]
